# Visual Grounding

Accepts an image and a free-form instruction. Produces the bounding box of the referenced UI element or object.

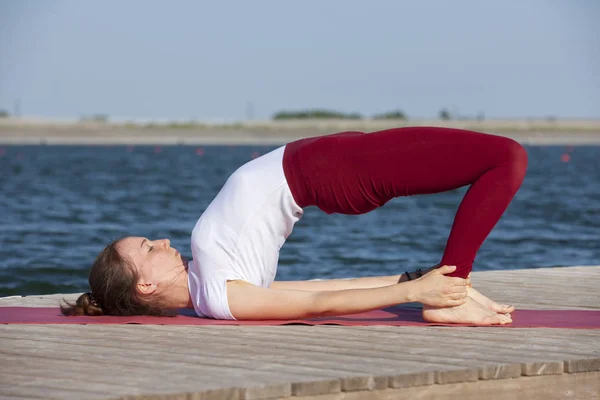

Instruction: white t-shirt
[187,145,304,319]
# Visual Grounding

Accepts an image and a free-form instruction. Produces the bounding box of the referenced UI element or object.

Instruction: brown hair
[61,239,170,316]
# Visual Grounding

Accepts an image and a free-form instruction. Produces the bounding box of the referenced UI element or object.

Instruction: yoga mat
[1,306,600,328]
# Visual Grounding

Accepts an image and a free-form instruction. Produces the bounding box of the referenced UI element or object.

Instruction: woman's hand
[422,264,472,287]
[411,265,469,307]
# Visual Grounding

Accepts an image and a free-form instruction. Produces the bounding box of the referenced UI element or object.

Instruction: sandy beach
[1,118,600,145]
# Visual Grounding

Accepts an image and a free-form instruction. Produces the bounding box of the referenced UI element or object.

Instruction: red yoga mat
[1,306,599,328]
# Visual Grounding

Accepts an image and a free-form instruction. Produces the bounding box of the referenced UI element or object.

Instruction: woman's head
[61,237,186,316]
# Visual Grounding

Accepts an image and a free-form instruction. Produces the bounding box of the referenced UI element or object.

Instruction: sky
[0,0,599,121]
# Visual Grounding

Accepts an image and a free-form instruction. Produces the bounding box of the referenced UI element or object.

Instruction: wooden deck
[0,266,599,400]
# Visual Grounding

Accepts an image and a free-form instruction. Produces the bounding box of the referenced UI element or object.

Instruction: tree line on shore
[0,108,461,121]
[273,108,458,120]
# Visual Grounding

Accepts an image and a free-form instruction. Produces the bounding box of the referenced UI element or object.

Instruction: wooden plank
[0,329,524,385]
[0,349,342,394]
[287,371,600,400]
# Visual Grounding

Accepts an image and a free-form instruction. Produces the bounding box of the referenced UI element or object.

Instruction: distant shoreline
[1,118,600,145]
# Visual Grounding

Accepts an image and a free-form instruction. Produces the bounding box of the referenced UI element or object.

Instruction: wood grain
[1,266,599,399]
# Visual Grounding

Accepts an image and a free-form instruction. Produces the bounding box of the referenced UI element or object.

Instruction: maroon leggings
[282,127,528,278]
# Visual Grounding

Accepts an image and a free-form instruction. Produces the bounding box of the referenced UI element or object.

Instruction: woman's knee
[510,139,528,170]
[497,137,528,169]
[496,137,528,185]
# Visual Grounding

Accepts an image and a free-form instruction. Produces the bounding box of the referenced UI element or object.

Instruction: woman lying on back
[63,127,526,325]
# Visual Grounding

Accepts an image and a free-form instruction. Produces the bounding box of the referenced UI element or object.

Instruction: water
[0,144,599,297]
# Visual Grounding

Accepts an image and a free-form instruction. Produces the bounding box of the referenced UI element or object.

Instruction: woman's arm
[227,265,466,320]
[270,266,439,292]
[269,275,401,291]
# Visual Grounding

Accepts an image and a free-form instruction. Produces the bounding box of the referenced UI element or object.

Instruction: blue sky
[1,0,598,121]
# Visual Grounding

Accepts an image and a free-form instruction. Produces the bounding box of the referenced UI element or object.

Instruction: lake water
[0,143,599,297]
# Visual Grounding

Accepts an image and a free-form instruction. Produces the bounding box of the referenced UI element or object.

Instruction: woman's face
[116,237,186,294]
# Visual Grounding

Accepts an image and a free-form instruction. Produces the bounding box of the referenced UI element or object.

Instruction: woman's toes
[499,314,512,324]
[501,304,515,313]
[487,313,510,325]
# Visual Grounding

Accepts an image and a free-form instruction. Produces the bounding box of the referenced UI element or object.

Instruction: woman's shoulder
[188,259,238,320]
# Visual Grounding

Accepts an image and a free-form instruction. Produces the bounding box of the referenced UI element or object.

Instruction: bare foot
[423,297,513,325]
[467,286,515,314]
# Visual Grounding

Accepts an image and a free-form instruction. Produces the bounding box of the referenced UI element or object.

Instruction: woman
[62,126,527,325]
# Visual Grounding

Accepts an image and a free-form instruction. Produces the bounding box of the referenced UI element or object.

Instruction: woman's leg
[284,127,528,279]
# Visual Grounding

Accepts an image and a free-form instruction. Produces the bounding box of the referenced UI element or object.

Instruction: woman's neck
[162,263,193,309]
